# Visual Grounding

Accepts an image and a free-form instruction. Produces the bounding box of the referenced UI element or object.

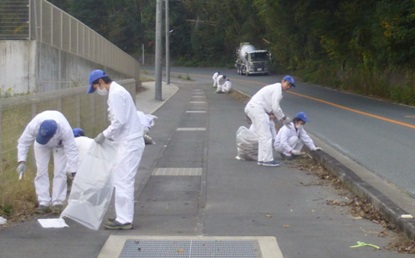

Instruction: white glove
[313,147,323,151]
[94,133,106,144]
[17,163,27,178]
[291,150,302,155]
[282,116,291,126]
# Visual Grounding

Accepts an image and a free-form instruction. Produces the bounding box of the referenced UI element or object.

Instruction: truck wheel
[242,66,247,75]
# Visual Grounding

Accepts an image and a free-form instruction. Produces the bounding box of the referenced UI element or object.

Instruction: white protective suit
[103,81,145,224]
[221,80,232,93]
[216,74,226,88]
[274,122,317,156]
[74,136,94,165]
[212,72,219,87]
[17,110,79,206]
[136,111,157,134]
[244,83,286,163]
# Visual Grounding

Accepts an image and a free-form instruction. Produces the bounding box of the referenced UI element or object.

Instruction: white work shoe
[261,160,280,167]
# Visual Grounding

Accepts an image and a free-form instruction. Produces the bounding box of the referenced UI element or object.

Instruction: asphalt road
[163,67,415,199]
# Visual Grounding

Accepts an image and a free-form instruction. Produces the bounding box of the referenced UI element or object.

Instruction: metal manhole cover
[119,239,262,258]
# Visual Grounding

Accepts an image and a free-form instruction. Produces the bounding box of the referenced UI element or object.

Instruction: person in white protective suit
[216,74,226,89]
[136,110,158,144]
[216,78,232,93]
[212,71,220,87]
[87,69,145,230]
[274,112,322,159]
[16,110,79,214]
[244,75,295,166]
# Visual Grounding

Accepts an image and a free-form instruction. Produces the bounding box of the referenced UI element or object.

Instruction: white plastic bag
[61,140,118,230]
[235,126,259,161]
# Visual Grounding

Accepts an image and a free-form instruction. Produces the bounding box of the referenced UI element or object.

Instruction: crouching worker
[216,79,232,93]
[274,112,322,160]
[17,111,79,214]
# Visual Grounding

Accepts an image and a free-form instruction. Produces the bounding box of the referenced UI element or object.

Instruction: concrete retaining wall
[0,40,131,95]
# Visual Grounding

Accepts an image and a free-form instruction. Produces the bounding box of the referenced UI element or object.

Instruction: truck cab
[235,43,270,76]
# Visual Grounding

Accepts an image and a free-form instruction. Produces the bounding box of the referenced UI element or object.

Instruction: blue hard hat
[72,128,85,137]
[295,112,309,122]
[36,120,58,145]
[87,69,107,94]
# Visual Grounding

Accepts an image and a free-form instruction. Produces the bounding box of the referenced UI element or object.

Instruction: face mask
[96,86,108,96]
[295,124,303,130]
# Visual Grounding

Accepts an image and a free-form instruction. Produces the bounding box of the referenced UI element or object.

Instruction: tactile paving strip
[152,167,202,176]
[119,239,262,258]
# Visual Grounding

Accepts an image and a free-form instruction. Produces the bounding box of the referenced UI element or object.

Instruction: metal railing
[30,0,139,80]
[0,0,29,40]
[0,0,140,82]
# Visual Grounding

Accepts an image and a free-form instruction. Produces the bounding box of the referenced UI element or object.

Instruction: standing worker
[17,110,79,214]
[244,75,295,166]
[216,74,226,89]
[212,71,220,88]
[274,112,322,159]
[87,69,145,230]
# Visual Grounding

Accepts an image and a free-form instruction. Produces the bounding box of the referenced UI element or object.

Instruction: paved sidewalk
[136,81,179,115]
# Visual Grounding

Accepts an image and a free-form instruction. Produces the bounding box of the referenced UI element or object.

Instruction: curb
[234,88,415,241]
[308,150,415,241]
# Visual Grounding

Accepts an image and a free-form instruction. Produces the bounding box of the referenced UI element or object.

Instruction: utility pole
[165,0,170,85]
[155,0,163,100]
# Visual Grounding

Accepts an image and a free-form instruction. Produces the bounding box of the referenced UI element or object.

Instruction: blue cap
[72,128,85,137]
[36,120,58,145]
[87,69,107,94]
[295,112,309,122]
[283,75,296,87]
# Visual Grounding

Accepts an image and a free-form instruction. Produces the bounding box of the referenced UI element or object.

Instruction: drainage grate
[152,167,202,176]
[119,240,262,258]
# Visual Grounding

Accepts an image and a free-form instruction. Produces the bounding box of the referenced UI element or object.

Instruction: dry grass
[290,156,415,254]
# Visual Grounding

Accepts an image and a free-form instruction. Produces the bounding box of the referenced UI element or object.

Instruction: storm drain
[119,239,262,258]
[152,167,202,176]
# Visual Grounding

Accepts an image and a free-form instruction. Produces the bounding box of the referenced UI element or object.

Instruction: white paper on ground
[38,218,69,228]
[0,216,7,224]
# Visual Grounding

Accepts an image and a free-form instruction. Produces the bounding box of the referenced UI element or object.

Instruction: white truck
[235,42,270,76]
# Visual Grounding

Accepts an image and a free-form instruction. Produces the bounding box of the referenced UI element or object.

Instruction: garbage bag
[235,126,258,161]
[61,140,118,230]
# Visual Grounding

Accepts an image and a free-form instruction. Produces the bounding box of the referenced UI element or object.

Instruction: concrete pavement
[0,78,413,258]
